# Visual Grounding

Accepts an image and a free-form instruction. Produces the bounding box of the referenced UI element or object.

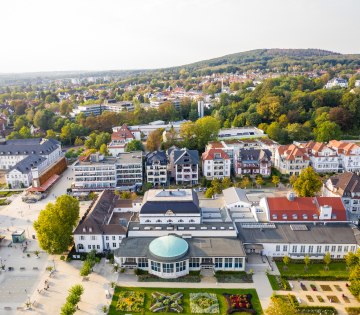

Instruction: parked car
[198,188,202,192]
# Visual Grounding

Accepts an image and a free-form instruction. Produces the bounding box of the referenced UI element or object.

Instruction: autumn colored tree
[146,128,164,151]
[293,167,322,197]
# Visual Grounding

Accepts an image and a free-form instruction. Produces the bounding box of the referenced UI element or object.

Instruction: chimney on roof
[287,192,296,201]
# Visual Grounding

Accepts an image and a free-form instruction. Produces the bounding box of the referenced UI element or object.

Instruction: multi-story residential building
[235,149,271,177]
[71,101,134,117]
[325,78,348,89]
[328,140,360,172]
[217,127,266,140]
[73,152,143,191]
[74,190,136,253]
[168,148,199,185]
[145,151,168,186]
[108,124,138,156]
[0,138,62,170]
[274,144,310,175]
[202,148,231,180]
[5,155,47,188]
[298,141,339,173]
[323,172,360,217]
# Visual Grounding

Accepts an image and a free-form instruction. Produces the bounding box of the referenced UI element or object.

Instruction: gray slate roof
[10,154,46,174]
[237,223,360,245]
[328,172,360,196]
[0,138,60,156]
[145,151,167,166]
[115,237,245,261]
[239,148,271,161]
[171,148,199,165]
[140,190,200,214]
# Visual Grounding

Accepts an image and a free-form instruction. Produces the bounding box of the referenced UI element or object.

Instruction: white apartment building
[202,148,231,180]
[0,138,62,170]
[323,172,360,217]
[274,144,310,175]
[145,151,168,185]
[328,140,360,173]
[73,152,143,191]
[325,78,348,89]
[297,141,340,173]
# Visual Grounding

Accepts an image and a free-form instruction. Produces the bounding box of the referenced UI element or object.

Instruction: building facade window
[189,258,200,268]
[344,246,349,253]
[316,246,322,253]
[163,263,174,273]
[112,243,116,248]
[338,246,342,252]
[234,258,243,268]
[138,258,148,268]
[80,236,85,240]
[215,258,223,268]
[325,246,330,252]
[276,245,280,252]
[283,245,288,252]
[331,246,336,252]
[176,261,186,272]
[292,245,297,253]
[308,246,313,253]
[224,258,233,268]
[91,236,96,240]
[97,245,100,249]
[300,245,305,253]
[151,261,161,272]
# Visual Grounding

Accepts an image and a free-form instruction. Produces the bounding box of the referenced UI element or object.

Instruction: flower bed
[150,292,183,313]
[223,293,256,314]
[321,285,332,291]
[306,295,314,302]
[346,307,360,315]
[317,295,325,303]
[310,284,317,291]
[190,293,219,314]
[297,306,337,315]
[116,291,144,312]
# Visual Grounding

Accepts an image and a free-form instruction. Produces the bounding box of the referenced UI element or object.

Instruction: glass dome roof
[149,235,189,261]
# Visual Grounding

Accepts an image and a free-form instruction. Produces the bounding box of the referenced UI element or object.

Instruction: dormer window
[331,214,337,219]
[313,214,318,219]
[89,227,92,232]
[82,227,86,232]
[282,214,287,220]
[292,214,298,220]
[272,214,277,220]
[303,214,308,219]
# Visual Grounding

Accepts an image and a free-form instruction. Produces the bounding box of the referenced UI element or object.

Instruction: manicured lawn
[109,286,263,315]
[276,261,349,280]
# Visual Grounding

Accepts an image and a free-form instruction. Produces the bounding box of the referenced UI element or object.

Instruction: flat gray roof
[237,223,360,245]
[128,221,235,232]
[115,236,245,261]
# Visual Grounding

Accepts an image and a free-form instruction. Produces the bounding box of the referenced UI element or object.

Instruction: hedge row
[281,274,348,281]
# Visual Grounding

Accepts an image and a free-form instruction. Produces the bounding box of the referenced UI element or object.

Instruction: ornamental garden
[110,287,262,315]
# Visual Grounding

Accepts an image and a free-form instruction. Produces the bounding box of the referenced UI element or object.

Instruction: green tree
[304,255,310,271]
[19,126,31,138]
[46,129,57,139]
[283,255,290,270]
[34,195,80,254]
[14,117,26,131]
[60,302,75,315]
[126,140,144,152]
[289,174,297,187]
[272,175,280,187]
[293,167,322,197]
[315,121,341,142]
[211,178,223,194]
[33,110,54,130]
[99,143,109,156]
[324,252,331,270]
[205,187,215,198]
[240,177,251,189]
[222,177,232,189]
[255,176,264,188]
[345,250,360,299]
[74,137,83,146]
[194,116,220,151]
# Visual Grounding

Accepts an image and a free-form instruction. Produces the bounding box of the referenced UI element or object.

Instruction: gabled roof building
[167,148,199,185]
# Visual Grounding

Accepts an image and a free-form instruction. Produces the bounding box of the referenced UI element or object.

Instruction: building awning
[27,174,60,192]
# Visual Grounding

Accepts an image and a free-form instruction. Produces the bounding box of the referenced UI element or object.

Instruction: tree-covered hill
[173,48,360,74]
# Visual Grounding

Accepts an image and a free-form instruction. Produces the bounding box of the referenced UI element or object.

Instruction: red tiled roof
[207,142,224,149]
[202,148,230,161]
[266,196,347,222]
[277,144,309,160]
[27,174,60,192]
[111,124,135,141]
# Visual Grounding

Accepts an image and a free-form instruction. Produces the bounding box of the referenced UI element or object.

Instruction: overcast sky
[1,0,359,73]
